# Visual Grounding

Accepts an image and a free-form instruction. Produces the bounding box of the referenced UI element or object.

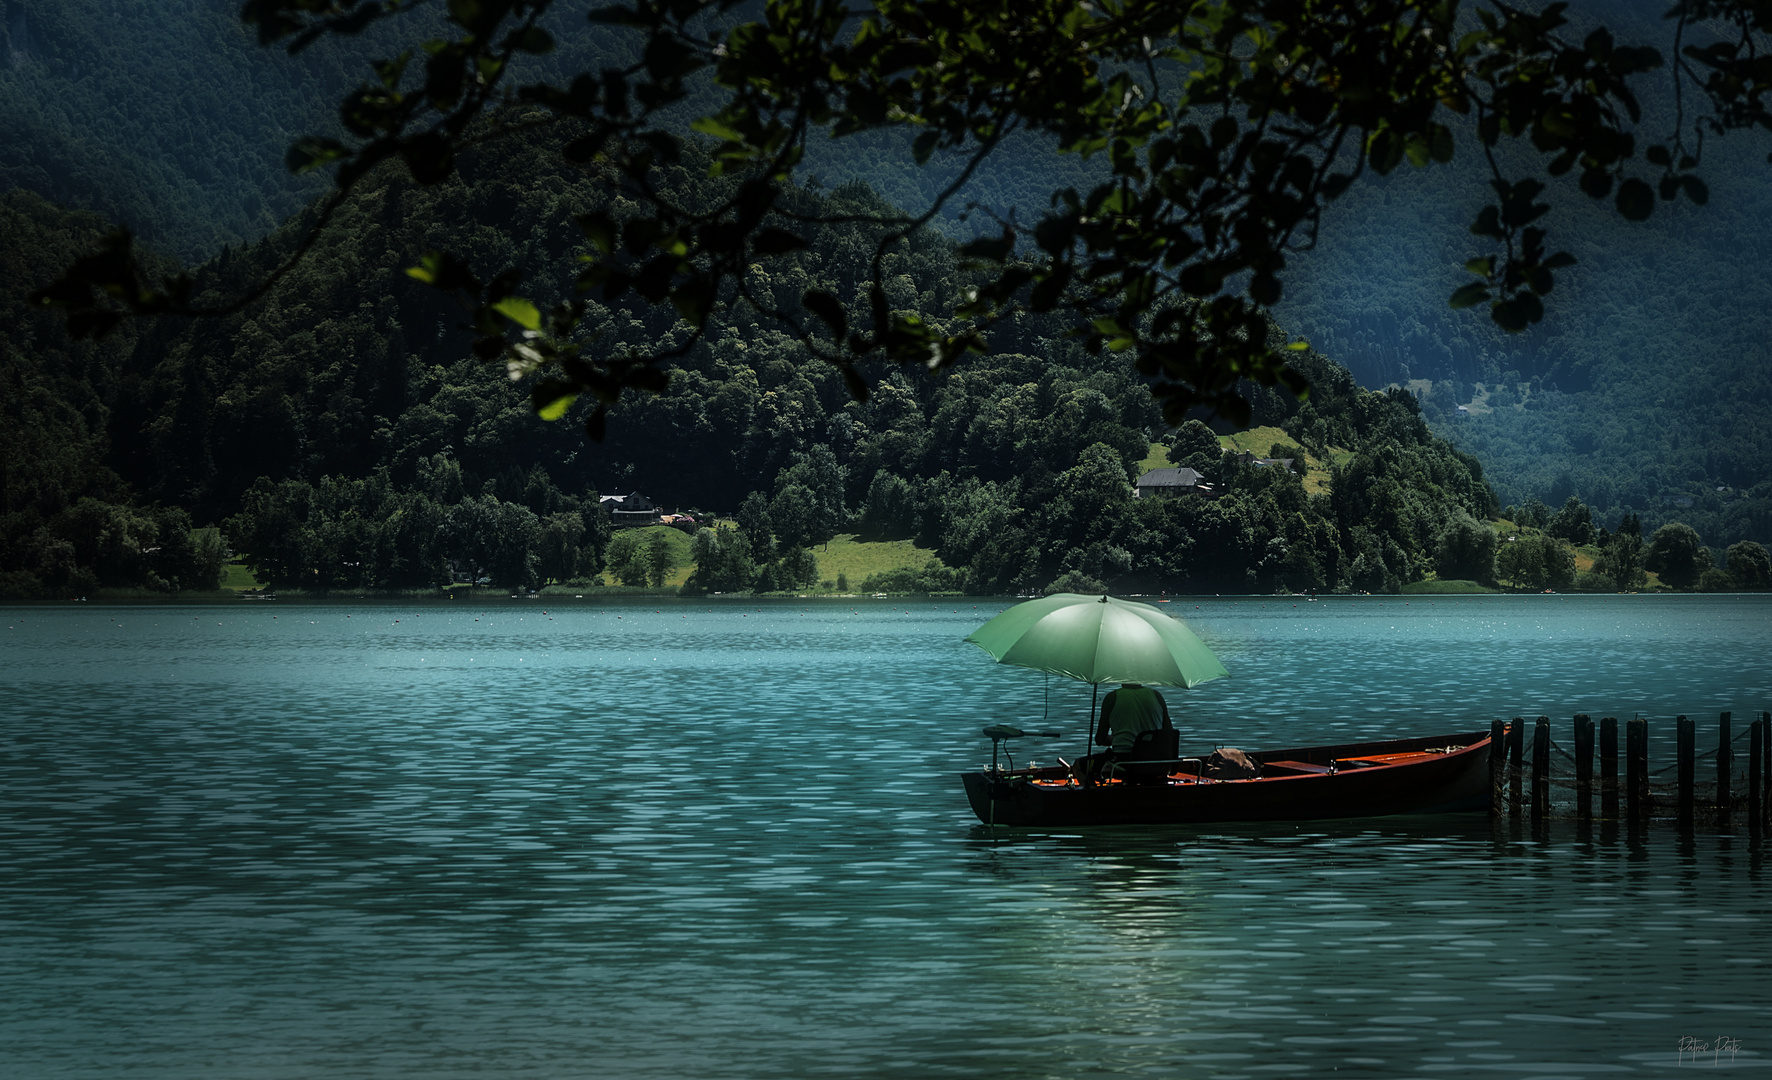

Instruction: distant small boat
[961,730,1492,826]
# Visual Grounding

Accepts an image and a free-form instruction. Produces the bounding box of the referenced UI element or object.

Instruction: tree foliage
[28,0,1772,436]
[1645,519,1712,589]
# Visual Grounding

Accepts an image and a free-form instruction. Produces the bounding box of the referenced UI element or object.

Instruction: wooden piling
[1489,719,1507,817]
[1626,718,1648,824]
[1750,717,1763,834]
[1764,712,1772,830]
[1532,717,1551,819]
[1600,717,1619,820]
[1508,717,1524,816]
[1761,712,1771,831]
[1717,711,1732,825]
[1677,715,1694,828]
[1574,714,1594,819]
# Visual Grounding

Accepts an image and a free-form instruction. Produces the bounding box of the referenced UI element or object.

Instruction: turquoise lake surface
[3,593,1770,1077]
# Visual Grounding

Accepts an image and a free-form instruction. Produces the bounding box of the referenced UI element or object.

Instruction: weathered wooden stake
[1677,714,1694,828]
[1626,718,1648,825]
[1532,716,1551,819]
[1717,711,1732,825]
[1763,713,1771,830]
[1600,716,1619,820]
[1489,719,1507,817]
[1508,716,1525,816]
[1749,717,1763,835]
[1574,714,1594,819]
[1763,712,1772,830]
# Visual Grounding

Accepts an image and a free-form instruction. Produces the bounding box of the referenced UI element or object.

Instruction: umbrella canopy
[964,593,1228,688]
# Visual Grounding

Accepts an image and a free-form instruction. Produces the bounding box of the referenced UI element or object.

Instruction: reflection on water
[1,595,1769,1077]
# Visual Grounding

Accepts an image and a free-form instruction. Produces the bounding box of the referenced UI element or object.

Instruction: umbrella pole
[1085,682,1100,765]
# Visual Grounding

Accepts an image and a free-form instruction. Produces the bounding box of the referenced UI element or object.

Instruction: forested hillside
[1266,3,1772,544]
[3,126,1504,597]
[0,0,646,261]
[4,0,1768,594]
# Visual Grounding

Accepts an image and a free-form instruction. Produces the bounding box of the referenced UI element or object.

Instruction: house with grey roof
[1135,468,1214,499]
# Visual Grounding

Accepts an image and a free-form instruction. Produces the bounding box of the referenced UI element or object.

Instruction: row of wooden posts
[1489,711,1772,828]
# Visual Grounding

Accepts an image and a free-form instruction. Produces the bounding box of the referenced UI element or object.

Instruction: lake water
[3,593,1770,1077]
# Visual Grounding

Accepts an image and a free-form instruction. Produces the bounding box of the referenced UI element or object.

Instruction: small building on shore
[1135,468,1214,499]
[601,492,661,526]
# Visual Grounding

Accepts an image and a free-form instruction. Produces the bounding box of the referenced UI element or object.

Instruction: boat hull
[962,731,1492,826]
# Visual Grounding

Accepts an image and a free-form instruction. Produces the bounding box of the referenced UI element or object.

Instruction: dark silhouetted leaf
[1615,177,1654,220]
[750,228,808,256]
[400,132,455,184]
[803,289,847,341]
[1449,283,1490,309]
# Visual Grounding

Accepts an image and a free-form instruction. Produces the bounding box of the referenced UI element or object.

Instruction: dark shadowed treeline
[4,0,1769,560]
[2,127,1503,596]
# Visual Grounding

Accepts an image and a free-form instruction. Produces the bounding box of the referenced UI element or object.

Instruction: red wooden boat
[961,730,1493,826]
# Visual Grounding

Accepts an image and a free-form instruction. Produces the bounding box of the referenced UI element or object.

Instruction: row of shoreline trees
[5,124,1770,598]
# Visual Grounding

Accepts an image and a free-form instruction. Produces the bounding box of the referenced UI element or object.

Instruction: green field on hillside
[221,560,263,591]
[598,525,697,587]
[1218,426,1346,495]
[1136,443,1169,474]
[1403,579,1497,594]
[806,534,945,589]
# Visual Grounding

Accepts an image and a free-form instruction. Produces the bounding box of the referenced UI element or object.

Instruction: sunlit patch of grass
[1216,425,1344,495]
[599,525,696,586]
[808,533,943,589]
[1136,442,1170,474]
[221,559,263,591]
[1403,578,1498,594]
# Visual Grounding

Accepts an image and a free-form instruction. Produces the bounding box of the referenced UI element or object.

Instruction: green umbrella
[965,593,1227,761]
[964,593,1228,688]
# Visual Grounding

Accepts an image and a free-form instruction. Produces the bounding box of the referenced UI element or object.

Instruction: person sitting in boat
[1096,682,1172,754]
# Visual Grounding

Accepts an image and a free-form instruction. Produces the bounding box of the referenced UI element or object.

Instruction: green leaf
[537,392,577,421]
[588,4,654,28]
[1469,205,1503,239]
[399,132,455,185]
[1368,129,1403,175]
[1490,293,1543,332]
[533,378,579,420]
[670,279,717,324]
[958,233,1013,263]
[562,128,611,164]
[286,136,348,175]
[750,228,809,256]
[574,211,616,253]
[690,116,747,143]
[1428,123,1455,164]
[1615,177,1654,221]
[912,130,939,165]
[802,289,847,341]
[492,296,542,331]
[512,28,553,54]
[1449,283,1490,309]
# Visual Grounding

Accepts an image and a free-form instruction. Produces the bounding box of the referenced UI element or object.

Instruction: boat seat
[1118,728,1181,785]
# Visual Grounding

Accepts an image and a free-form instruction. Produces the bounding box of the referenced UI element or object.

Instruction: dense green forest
[3,0,1770,596]
[4,125,1521,597]
[1265,3,1772,545]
